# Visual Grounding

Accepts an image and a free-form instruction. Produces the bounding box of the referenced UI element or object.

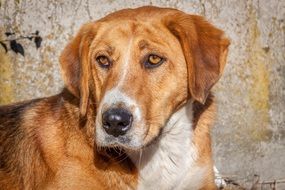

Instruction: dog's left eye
[96,55,111,68]
[144,54,165,68]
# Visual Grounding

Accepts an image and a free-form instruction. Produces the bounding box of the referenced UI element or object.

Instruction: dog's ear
[166,13,230,104]
[60,23,96,116]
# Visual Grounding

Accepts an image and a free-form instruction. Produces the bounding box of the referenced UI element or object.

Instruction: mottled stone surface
[0,0,284,188]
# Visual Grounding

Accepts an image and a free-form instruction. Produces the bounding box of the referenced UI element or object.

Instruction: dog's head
[60,6,229,150]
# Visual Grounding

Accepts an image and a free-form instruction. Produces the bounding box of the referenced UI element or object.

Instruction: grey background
[0,0,284,188]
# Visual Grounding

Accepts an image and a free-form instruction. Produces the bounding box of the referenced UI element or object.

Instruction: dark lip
[101,143,143,152]
[98,133,162,152]
[97,122,165,151]
[97,137,144,151]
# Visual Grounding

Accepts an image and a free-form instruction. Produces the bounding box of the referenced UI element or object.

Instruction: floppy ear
[166,13,230,104]
[60,23,96,116]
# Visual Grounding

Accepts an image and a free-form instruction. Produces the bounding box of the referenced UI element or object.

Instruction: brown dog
[0,6,229,190]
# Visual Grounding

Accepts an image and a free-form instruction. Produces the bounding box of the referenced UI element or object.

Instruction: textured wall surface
[0,0,284,188]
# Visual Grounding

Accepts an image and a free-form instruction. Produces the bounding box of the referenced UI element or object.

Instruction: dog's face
[60,7,229,150]
[91,17,189,149]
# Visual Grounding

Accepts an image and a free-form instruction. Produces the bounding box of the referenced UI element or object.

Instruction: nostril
[118,122,125,127]
[102,108,133,137]
[102,120,109,126]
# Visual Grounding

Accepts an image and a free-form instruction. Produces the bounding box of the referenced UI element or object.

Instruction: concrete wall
[0,0,284,188]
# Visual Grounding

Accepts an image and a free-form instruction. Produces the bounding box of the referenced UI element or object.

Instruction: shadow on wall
[0,30,42,104]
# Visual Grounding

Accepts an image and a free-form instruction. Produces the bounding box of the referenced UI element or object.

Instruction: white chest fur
[128,102,206,190]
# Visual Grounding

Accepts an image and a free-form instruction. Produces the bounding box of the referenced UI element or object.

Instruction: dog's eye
[96,55,111,68]
[145,54,165,68]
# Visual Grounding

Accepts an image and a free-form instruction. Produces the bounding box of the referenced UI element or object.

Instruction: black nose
[102,108,133,137]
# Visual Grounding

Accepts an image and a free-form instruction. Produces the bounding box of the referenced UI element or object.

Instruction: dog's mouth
[95,106,150,150]
[95,90,165,152]
[95,120,165,152]
[96,131,145,151]
[103,135,135,148]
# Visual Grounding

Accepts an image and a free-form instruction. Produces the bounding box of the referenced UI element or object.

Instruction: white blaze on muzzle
[95,37,145,148]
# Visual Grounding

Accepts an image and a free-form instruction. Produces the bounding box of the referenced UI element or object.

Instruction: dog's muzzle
[102,108,133,137]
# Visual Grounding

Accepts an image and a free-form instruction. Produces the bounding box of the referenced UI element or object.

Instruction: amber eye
[96,55,111,68]
[144,54,165,68]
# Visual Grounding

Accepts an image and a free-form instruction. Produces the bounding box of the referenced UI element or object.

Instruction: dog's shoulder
[0,98,40,124]
[0,98,44,154]
[0,89,80,189]
[0,89,79,125]
[0,98,44,189]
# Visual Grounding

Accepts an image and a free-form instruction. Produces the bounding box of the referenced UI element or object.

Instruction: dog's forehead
[92,19,177,53]
[93,7,182,37]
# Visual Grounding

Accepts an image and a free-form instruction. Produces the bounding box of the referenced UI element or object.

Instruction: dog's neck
[127,101,206,190]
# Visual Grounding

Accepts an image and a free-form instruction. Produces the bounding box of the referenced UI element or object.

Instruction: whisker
[113,154,129,164]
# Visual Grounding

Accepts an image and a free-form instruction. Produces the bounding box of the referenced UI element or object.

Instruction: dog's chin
[96,135,161,152]
[101,142,142,151]
[96,124,164,152]
[97,135,164,154]
[95,137,142,152]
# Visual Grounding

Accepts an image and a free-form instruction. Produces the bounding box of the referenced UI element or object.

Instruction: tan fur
[193,95,218,189]
[0,6,229,189]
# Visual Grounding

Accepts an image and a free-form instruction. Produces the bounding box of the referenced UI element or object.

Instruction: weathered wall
[0,0,284,188]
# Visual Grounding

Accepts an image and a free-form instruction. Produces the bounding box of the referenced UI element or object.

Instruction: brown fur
[193,94,217,189]
[0,6,229,189]
[0,89,137,189]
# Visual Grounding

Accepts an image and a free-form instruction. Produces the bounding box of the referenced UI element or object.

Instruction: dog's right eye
[96,55,111,68]
[143,54,165,69]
